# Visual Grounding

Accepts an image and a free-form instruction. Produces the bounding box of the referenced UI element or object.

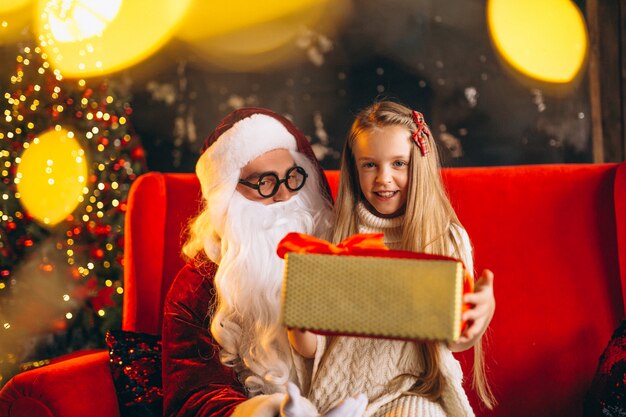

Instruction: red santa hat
[196,107,331,262]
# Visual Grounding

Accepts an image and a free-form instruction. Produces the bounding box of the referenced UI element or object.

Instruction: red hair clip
[411,110,431,156]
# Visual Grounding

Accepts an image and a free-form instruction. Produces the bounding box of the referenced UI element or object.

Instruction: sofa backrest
[122,164,626,417]
[443,164,625,416]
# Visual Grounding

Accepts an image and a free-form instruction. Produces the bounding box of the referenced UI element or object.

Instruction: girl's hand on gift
[449,269,495,352]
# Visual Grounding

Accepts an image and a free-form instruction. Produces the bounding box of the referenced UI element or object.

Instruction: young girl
[287,101,496,417]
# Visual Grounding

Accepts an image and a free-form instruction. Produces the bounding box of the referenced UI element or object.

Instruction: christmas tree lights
[0,44,146,385]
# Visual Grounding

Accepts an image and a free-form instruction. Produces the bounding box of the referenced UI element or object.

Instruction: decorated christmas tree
[0,44,146,385]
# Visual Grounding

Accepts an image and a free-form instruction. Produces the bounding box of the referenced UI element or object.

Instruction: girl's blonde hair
[332,100,495,409]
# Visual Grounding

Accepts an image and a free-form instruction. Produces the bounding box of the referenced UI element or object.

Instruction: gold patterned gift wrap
[277,233,474,343]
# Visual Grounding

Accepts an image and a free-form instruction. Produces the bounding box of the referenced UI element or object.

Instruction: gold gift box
[281,252,467,342]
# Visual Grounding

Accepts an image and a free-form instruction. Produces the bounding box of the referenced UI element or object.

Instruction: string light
[0,43,145,384]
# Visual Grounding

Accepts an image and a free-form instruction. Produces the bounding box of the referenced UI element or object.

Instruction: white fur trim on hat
[196,113,298,264]
[204,114,297,179]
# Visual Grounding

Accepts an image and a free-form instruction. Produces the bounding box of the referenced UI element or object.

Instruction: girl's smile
[373,190,399,199]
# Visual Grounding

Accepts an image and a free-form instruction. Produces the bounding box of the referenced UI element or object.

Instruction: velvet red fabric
[1,163,625,417]
[0,351,119,417]
[162,262,248,417]
[444,164,625,416]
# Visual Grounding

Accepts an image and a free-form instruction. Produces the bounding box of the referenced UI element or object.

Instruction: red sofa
[1,163,625,417]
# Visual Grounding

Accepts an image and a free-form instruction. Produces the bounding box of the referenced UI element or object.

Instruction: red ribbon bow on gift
[277,233,389,259]
[277,232,474,297]
[411,110,431,156]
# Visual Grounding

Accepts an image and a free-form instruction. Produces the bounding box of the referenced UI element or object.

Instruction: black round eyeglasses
[238,165,308,198]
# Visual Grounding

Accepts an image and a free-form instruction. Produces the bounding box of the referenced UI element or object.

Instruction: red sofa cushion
[0,351,119,417]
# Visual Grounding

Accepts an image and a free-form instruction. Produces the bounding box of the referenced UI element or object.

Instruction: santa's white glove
[280,382,319,417]
[280,382,368,417]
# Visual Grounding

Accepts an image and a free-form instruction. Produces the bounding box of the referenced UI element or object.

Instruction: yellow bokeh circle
[176,0,340,72]
[0,0,32,14]
[16,127,88,226]
[0,0,33,43]
[487,0,588,83]
[34,0,191,78]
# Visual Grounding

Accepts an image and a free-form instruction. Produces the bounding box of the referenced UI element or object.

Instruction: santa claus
[162,108,367,417]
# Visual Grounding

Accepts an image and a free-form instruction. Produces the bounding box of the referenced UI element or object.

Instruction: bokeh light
[176,0,344,72]
[46,0,121,42]
[16,127,88,226]
[0,0,32,14]
[487,0,588,83]
[0,0,33,43]
[35,0,191,78]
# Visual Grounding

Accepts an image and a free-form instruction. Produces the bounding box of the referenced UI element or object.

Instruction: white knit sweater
[306,204,475,417]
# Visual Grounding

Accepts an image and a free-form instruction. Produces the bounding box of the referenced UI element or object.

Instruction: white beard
[210,185,331,395]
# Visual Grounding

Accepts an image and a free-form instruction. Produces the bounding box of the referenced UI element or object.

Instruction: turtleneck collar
[356,202,404,249]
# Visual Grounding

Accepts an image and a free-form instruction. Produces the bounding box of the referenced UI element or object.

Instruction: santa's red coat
[162,261,248,417]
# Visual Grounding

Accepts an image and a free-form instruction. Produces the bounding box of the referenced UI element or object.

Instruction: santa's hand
[231,392,285,417]
[324,393,368,417]
[280,382,319,417]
